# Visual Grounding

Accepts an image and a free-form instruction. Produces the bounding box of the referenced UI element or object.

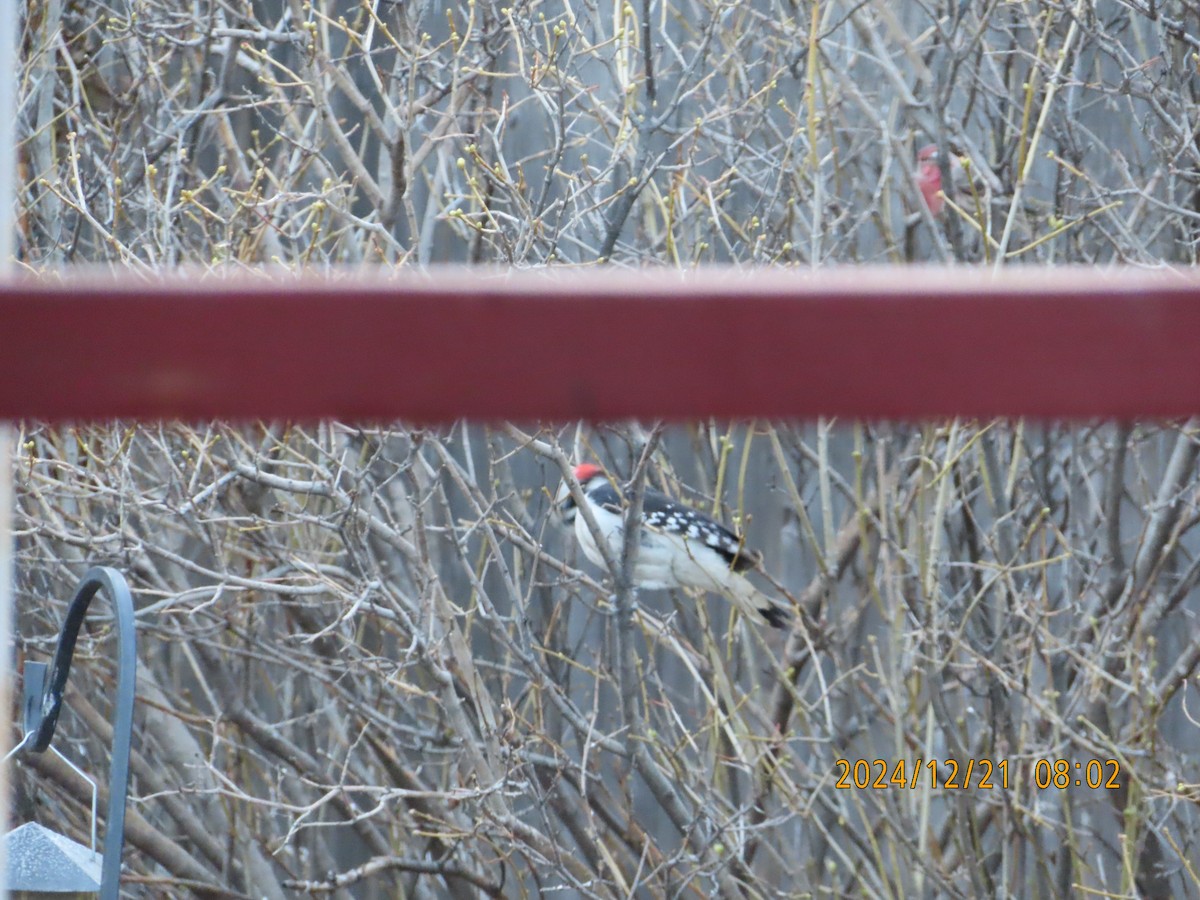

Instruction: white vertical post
[0,1,19,895]
[0,432,9,900]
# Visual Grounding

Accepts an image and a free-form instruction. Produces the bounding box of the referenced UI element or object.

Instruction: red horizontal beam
[1,268,1198,421]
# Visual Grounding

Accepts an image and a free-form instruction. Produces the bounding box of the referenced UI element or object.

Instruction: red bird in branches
[916,143,975,218]
[916,144,948,216]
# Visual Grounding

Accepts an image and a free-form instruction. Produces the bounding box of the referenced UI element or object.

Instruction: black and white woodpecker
[557,463,789,628]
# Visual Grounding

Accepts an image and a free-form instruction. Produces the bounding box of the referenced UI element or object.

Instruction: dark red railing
[2,268,1198,421]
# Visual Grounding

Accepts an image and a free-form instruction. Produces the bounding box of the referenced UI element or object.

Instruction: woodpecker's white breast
[571,491,624,570]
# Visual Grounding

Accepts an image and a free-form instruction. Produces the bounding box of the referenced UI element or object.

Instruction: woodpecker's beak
[553,479,577,525]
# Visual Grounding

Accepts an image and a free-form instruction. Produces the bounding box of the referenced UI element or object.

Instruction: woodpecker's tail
[720,571,790,629]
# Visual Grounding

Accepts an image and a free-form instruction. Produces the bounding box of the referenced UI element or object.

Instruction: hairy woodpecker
[557,463,789,628]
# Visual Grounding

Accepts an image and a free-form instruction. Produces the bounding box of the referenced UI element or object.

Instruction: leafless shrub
[14,0,1200,897]
[12,420,1200,897]
[20,0,1200,266]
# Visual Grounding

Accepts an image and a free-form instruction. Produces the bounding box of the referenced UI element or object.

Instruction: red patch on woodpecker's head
[573,463,603,483]
[917,143,938,162]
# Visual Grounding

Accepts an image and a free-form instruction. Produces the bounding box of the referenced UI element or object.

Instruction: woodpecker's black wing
[642,489,762,571]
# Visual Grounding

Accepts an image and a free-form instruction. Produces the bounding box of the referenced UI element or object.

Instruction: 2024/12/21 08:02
[834,758,1122,790]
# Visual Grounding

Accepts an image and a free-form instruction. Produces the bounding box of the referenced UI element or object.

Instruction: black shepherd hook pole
[18,566,136,900]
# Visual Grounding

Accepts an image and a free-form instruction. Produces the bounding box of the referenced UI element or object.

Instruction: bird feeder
[4,822,101,898]
[4,568,136,899]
